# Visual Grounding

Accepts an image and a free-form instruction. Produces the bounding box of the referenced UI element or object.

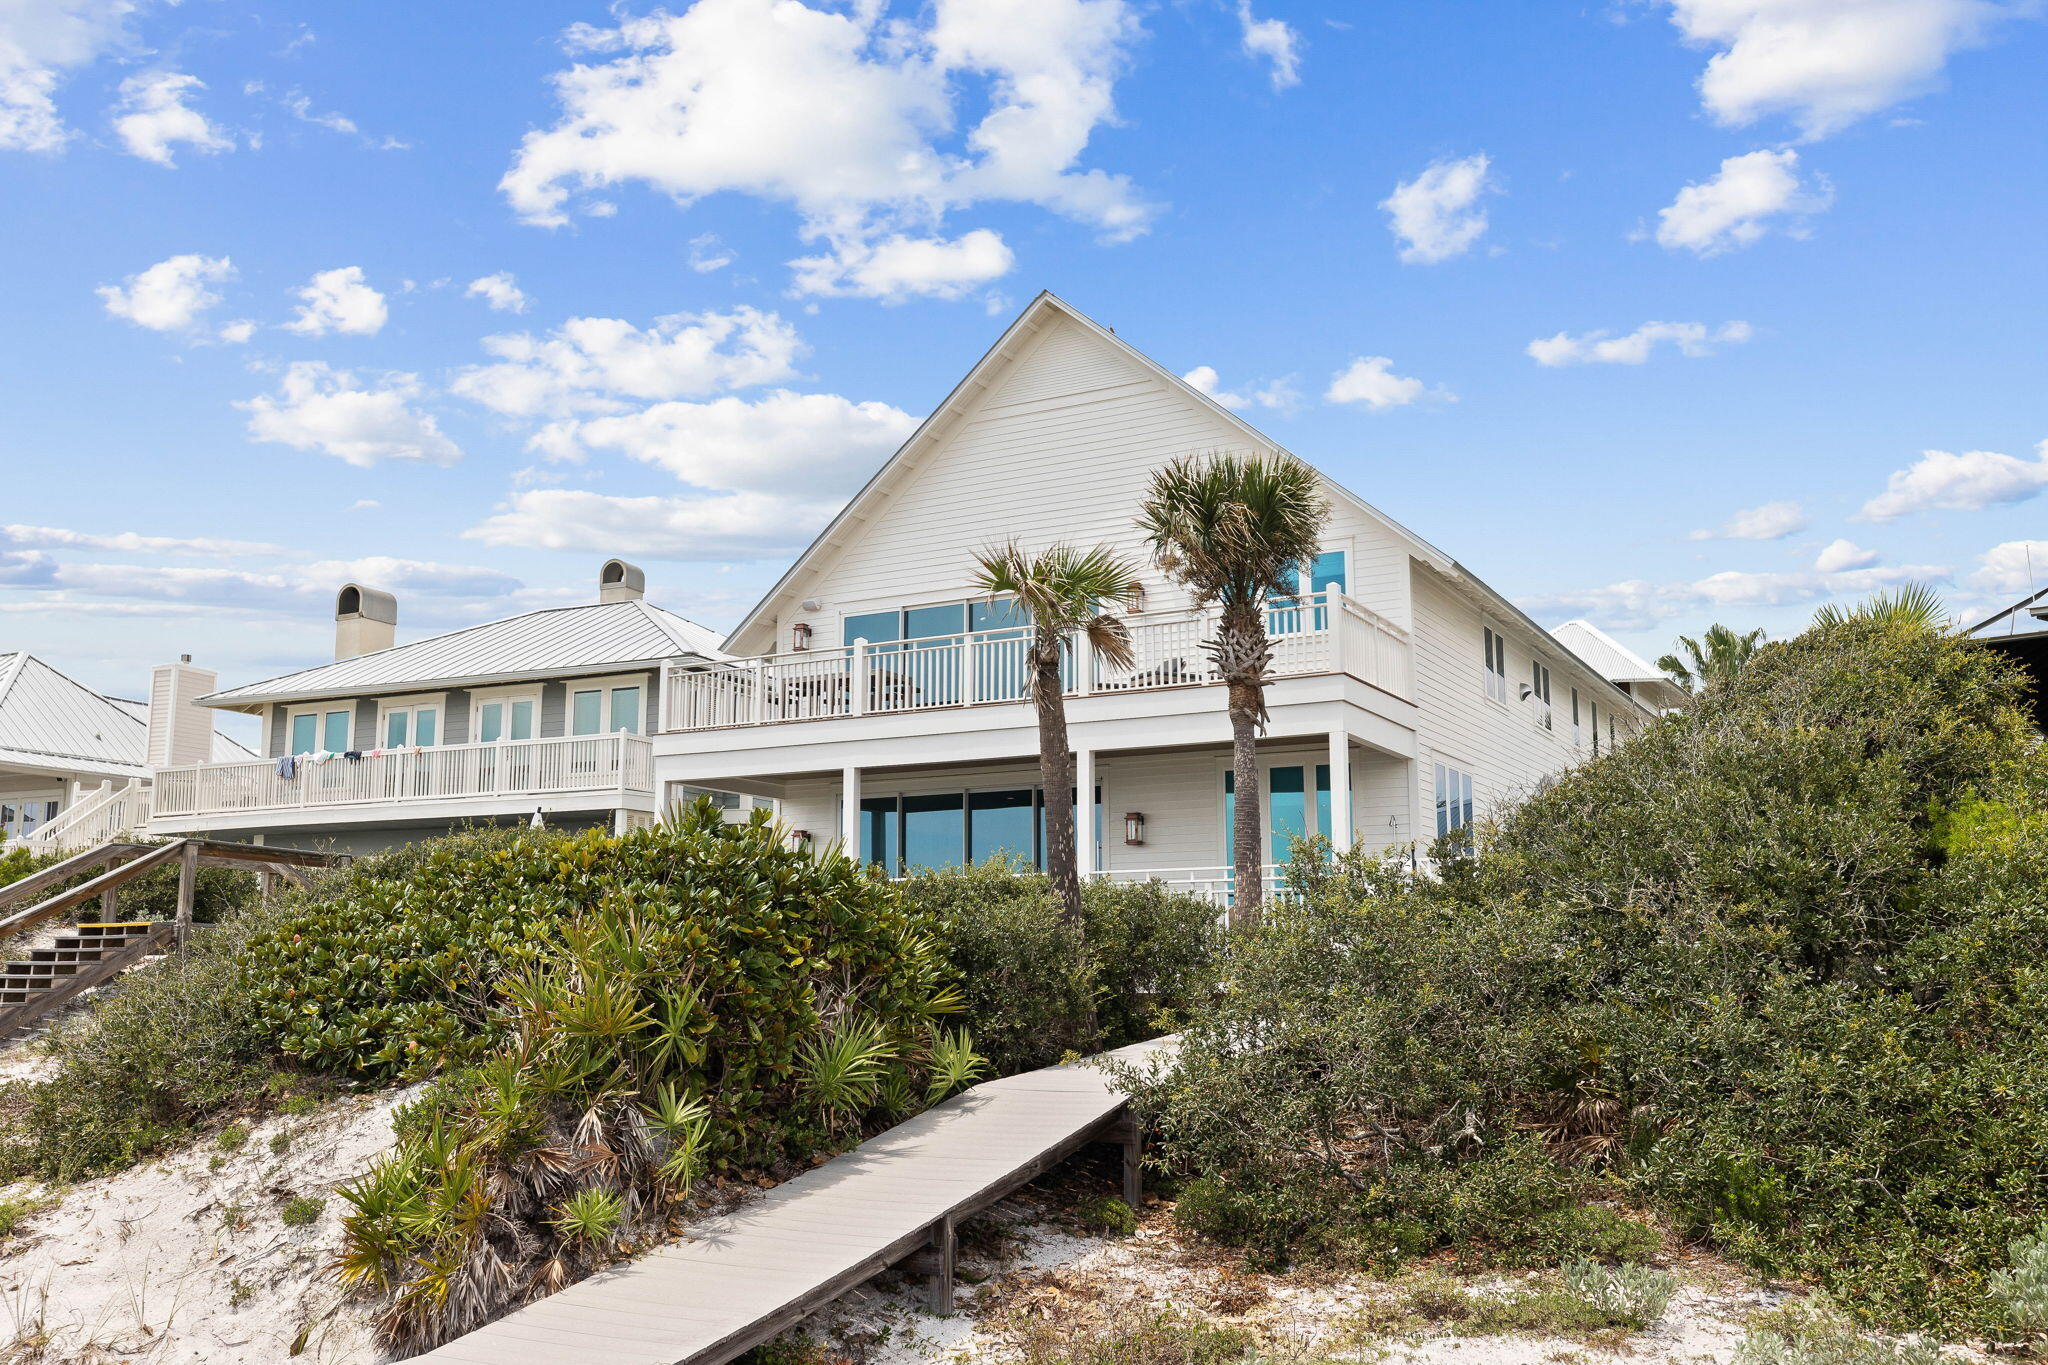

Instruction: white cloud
[0,0,148,153]
[499,0,1152,296]
[1182,365,1299,413]
[286,266,388,336]
[465,271,529,314]
[1661,0,2018,140]
[1236,1,1301,90]
[110,71,232,166]
[2,524,284,556]
[217,318,255,344]
[688,233,734,272]
[1654,148,1831,255]
[1527,319,1753,366]
[240,362,461,467]
[96,253,234,332]
[1381,153,1494,264]
[1324,356,1449,411]
[450,307,803,418]
[1970,540,2048,595]
[1857,441,2048,521]
[1688,499,1808,541]
[1525,562,1949,630]
[533,389,920,499]
[788,228,1014,303]
[1815,538,1880,572]
[467,489,845,561]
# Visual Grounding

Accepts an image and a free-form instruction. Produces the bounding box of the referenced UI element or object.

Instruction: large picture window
[287,706,353,755]
[857,786,1101,875]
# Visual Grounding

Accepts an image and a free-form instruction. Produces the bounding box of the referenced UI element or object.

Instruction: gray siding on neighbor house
[354,698,378,751]
[540,681,566,738]
[443,689,471,745]
[266,704,287,758]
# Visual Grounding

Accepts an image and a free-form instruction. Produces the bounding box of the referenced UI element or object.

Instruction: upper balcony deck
[659,589,1412,736]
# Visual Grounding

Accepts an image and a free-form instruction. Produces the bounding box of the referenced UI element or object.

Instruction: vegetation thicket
[1132,607,2048,1336]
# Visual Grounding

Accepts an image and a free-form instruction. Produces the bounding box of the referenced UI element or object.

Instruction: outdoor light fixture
[1123,812,1146,845]
[1127,584,1146,613]
[789,829,813,852]
[790,622,813,651]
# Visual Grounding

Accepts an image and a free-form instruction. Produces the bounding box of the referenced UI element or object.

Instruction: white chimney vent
[147,658,218,771]
[335,583,398,660]
[600,559,646,604]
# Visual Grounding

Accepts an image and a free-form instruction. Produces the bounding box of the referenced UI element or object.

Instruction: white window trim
[1482,625,1510,705]
[565,673,650,736]
[470,685,542,743]
[283,702,356,755]
[376,692,449,749]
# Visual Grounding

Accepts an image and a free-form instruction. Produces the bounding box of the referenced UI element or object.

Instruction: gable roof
[1967,586,2048,640]
[724,291,1653,717]
[1547,620,1667,685]
[0,654,255,778]
[201,598,729,709]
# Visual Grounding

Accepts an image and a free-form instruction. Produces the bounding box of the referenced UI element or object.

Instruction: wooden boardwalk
[415,1036,1172,1365]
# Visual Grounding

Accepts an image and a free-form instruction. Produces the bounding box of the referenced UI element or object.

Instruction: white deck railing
[152,733,655,819]
[25,780,154,854]
[663,589,1412,733]
[1097,864,1294,908]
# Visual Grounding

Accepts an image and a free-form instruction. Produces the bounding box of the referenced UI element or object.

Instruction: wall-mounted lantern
[1123,811,1146,845]
[789,828,813,853]
[1126,584,1146,614]
[790,622,813,652]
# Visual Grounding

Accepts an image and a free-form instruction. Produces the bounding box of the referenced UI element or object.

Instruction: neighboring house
[144,561,731,854]
[1966,589,2048,729]
[1547,620,1692,714]
[0,651,251,850]
[653,293,1657,899]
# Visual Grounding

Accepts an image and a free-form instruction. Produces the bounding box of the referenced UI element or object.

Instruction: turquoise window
[571,690,602,735]
[1309,550,1347,595]
[385,711,408,747]
[1314,763,1332,847]
[858,797,899,871]
[478,701,504,743]
[321,709,351,752]
[1268,765,1307,864]
[903,603,967,640]
[609,686,642,734]
[968,789,1035,865]
[414,708,437,747]
[510,699,534,740]
[842,611,901,647]
[289,712,317,755]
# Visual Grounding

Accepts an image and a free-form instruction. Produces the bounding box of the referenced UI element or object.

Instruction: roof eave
[199,653,710,709]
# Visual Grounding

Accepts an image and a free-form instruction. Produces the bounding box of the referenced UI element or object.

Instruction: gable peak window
[1482,627,1509,703]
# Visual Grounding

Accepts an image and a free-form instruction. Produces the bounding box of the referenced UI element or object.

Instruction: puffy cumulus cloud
[533,390,920,499]
[788,228,1013,303]
[465,271,529,314]
[0,0,148,153]
[467,488,843,561]
[240,362,462,467]
[1815,538,1881,572]
[1527,319,1752,367]
[499,0,1153,296]
[1970,540,2048,596]
[1654,148,1831,255]
[451,307,803,419]
[1324,356,1450,410]
[1182,365,1299,414]
[1688,499,1808,541]
[1857,441,2048,521]
[111,70,232,166]
[286,266,388,336]
[1236,1,1300,89]
[1524,561,1950,631]
[96,252,234,333]
[1381,153,1494,264]
[2,523,283,556]
[1660,0,2020,140]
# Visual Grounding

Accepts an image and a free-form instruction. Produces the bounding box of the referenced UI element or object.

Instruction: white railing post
[752,659,769,725]
[1073,631,1094,696]
[961,631,979,707]
[850,639,868,717]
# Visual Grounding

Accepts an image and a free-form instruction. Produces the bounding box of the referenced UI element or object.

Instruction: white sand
[0,1089,411,1363]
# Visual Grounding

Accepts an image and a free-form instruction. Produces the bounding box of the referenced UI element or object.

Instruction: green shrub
[1076,1195,1138,1237]
[899,859,1218,1073]
[1733,1312,1944,1365]
[215,1122,250,1152]
[1562,1259,1674,1329]
[280,1196,324,1227]
[1133,617,2048,1335]
[1990,1224,2048,1337]
[1009,1309,1260,1365]
[0,1195,49,1237]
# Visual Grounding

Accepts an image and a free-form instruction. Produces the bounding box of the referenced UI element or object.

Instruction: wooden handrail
[0,840,187,941]
[0,838,346,944]
[0,842,151,914]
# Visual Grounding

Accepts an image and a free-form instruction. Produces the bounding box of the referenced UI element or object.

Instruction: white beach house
[652,294,1656,897]
[142,562,731,853]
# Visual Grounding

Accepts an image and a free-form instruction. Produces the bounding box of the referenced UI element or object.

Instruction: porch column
[840,766,861,857]
[1074,748,1096,878]
[1327,729,1353,854]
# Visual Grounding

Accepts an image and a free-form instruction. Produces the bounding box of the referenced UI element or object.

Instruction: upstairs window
[288,706,353,755]
[1530,660,1552,729]
[1434,763,1475,850]
[1483,627,1509,703]
[1571,688,1583,747]
[570,683,644,736]
[1591,700,1601,754]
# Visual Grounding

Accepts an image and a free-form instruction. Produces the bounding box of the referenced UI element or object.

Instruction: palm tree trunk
[1227,683,1263,931]
[1034,648,1083,929]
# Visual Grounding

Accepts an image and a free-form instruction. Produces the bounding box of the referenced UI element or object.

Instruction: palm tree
[970,542,1144,932]
[1137,451,1330,929]
[1658,623,1766,696]
[1811,583,1948,632]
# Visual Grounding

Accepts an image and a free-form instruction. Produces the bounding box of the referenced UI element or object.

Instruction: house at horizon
[98,293,1659,890]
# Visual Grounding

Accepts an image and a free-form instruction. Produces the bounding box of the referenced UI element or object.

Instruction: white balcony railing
[664,588,1412,733]
[152,733,654,820]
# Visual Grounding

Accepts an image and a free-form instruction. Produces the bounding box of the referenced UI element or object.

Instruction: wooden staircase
[0,837,346,1044]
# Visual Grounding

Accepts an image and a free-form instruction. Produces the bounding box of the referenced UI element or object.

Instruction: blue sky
[4,0,2046,706]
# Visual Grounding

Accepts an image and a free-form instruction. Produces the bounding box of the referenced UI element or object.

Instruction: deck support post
[1075,748,1096,879]
[98,886,117,920]
[174,840,198,946]
[1326,729,1353,854]
[924,1215,956,1316]
[840,766,861,857]
[1101,1110,1143,1209]
[258,870,277,910]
